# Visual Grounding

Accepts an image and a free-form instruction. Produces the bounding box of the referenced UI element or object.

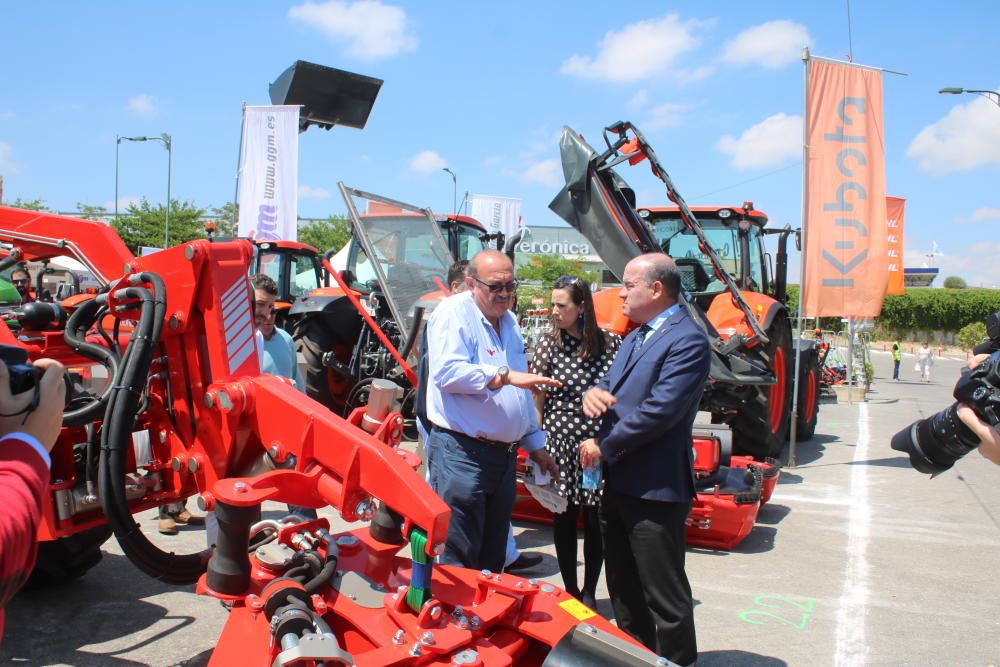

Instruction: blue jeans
[428,428,516,572]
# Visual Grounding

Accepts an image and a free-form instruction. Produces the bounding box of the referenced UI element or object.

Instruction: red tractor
[548,121,820,460]
[0,204,662,665]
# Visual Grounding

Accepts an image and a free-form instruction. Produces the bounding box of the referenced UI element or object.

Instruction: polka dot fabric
[531,329,621,505]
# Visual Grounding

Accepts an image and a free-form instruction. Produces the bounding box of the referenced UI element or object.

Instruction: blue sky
[1,1,998,286]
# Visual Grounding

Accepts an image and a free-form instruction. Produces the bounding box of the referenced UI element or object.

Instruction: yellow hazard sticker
[558,597,597,621]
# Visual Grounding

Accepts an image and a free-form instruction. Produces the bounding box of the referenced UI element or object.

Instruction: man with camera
[0,355,66,637]
[957,353,1000,466]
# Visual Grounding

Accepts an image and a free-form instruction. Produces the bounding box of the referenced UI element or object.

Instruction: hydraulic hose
[98,275,210,584]
[62,296,121,427]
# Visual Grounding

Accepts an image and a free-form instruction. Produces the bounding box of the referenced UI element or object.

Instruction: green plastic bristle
[406,528,431,611]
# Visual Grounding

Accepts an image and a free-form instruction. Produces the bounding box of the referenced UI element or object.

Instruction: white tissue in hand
[532,461,551,486]
[524,482,568,514]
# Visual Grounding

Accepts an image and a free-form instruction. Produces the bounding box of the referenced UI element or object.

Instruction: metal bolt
[187,458,199,473]
[170,457,184,472]
[453,649,479,665]
[392,629,406,645]
[409,642,423,657]
[452,605,464,618]
[655,659,670,666]
[528,578,538,586]
[203,392,214,408]
[541,584,555,593]
[269,445,281,459]
[469,616,481,631]
[420,631,435,645]
[234,482,248,494]
[397,585,407,594]
[457,617,470,630]
[428,604,442,620]
[580,624,596,634]
[337,534,359,548]
[516,581,524,588]
[481,569,491,577]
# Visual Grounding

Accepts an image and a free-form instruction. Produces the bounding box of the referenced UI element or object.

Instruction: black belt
[432,425,520,454]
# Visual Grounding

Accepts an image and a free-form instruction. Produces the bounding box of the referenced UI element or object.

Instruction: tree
[76,202,109,221]
[209,202,238,237]
[298,216,352,254]
[957,321,987,350]
[943,275,967,289]
[2,197,48,211]
[111,198,206,253]
[515,254,598,285]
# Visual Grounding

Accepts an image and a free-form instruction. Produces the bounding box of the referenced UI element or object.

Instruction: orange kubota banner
[803,58,888,317]
[885,196,906,295]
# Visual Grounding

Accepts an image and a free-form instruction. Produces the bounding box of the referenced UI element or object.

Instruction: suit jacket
[596,308,711,503]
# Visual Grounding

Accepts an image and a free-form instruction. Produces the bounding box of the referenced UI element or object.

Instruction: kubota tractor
[0,204,665,666]
[548,121,821,460]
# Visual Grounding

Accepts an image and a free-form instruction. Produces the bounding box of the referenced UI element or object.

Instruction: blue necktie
[626,324,652,365]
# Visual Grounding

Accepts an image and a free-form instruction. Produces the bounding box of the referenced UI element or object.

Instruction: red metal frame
[0,206,653,665]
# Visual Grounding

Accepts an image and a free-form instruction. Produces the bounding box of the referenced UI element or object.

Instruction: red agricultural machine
[515,121,821,550]
[0,205,664,665]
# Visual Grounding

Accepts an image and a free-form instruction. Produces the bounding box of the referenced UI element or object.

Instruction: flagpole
[788,46,811,469]
[232,102,247,235]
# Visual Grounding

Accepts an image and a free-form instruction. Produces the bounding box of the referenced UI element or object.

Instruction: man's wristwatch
[496,366,510,386]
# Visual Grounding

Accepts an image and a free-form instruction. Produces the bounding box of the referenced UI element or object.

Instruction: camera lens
[891,404,981,475]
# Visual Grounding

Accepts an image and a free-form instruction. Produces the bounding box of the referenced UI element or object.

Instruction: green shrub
[943,276,967,289]
[957,321,987,350]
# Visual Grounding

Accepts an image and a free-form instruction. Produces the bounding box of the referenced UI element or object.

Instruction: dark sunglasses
[472,276,518,294]
[555,275,584,289]
[12,279,28,285]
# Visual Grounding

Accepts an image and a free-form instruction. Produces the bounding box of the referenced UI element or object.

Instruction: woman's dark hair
[549,275,605,360]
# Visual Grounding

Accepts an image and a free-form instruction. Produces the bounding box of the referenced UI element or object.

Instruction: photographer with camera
[892,311,1000,473]
[0,354,66,637]
[956,353,1000,466]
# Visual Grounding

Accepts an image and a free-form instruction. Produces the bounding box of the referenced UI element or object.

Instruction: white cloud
[716,112,802,169]
[288,0,417,61]
[520,159,561,187]
[628,89,649,109]
[560,13,709,83]
[0,141,19,175]
[955,206,1000,224]
[409,150,447,175]
[722,20,811,69]
[971,207,1000,221]
[299,185,332,199]
[644,102,691,130]
[907,96,1000,173]
[1,111,14,120]
[102,196,141,211]
[127,94,158,119]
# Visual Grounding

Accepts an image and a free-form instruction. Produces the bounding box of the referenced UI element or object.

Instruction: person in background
[531,275,620,608]
[892,339,902,382]
[0,356,66,637]
[9,267,49,306]
[580,254,710,667]
[424,250,560,571]
[252,273,312,519]
[917,341,934,383]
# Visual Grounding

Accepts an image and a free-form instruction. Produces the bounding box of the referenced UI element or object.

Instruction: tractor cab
[251,240,324,302]
[640,204,796,308]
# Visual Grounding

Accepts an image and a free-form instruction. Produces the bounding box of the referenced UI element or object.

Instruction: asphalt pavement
[3,349,998,666]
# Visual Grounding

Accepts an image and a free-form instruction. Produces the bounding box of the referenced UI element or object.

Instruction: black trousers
[600,490,696,666]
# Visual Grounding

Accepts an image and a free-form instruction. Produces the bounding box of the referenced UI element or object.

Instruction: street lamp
[442,167,457,213]
[115,133,173,247]
[938,87,1000,107]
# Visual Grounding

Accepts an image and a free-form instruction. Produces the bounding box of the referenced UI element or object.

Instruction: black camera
[891,350,1000,475]
[0,343,77,409]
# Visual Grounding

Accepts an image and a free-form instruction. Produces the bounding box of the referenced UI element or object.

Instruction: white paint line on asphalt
[834,401,870,667]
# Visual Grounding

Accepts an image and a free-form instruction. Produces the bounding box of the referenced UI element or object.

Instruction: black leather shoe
[506,552,543,572]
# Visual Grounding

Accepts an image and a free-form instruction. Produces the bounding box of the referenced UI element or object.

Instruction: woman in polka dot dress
[530,276,621,609]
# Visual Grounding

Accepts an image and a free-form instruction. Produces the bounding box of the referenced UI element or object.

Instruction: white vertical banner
[237,105,300,240]
[469,193,522,242]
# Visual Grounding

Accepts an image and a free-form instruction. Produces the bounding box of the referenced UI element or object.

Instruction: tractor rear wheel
[794,358,819,441]
[732,316,793,459]
[296,317,347,413]
[27,524,113,585]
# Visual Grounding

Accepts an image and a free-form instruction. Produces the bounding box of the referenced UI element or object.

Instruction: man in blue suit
[580,253,710,667]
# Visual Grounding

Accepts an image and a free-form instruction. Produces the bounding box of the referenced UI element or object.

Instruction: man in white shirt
[424,250,560,571]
